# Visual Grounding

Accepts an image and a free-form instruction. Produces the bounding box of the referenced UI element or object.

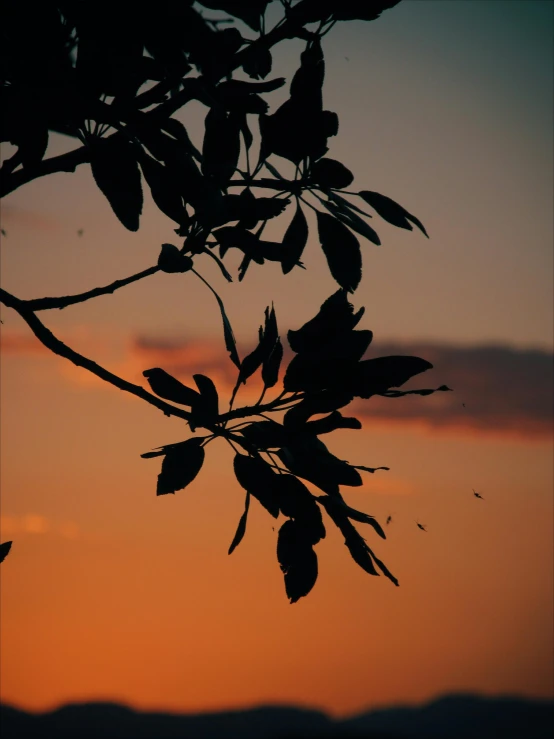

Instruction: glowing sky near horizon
[0,0,552,717]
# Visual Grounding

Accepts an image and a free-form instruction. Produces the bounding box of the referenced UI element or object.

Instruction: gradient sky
[1,0,553,718]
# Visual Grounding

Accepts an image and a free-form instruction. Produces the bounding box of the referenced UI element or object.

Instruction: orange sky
[1,0,553,719]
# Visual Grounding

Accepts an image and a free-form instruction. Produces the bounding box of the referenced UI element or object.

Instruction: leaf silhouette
[0,541,13,563]
[304,411,362,435]
[143,368,200,406]
[284,390,354,428]
[274,475,326,545]
[228,492,250,555]
[359,190,428,237]
[233,453,279,518]
[195,274,240,369]
[316,211,361,292]
[353,356,433,398]
[238,305,280,384]
[90,137,143,231]
[157,243,193,273]
[192,373,220,421]
[333,0,402,21]
[283,329,373,392]
[318,497,381,577]
[287,289,365,354]
[198,0,269,32]
[139,150,186,224]
[261,338,283,389]
[156,438,205,495]
[202,106,241,187]
[278,436,362,496]
[241,44,272,79]
[240,420,289,450]
[311,158,354,189]
[341,504,387,539]
[354,465,390,474]
[281,201,308,274]
[277,519,318,603]
[325,200,381,245]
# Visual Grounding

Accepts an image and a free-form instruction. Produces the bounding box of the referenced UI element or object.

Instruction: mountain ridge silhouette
[1,693,552,738]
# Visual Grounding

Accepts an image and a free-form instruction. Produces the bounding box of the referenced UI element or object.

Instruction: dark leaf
[287,289,365,354]
[240,420,289,450]
[156,438,205,495]
[260,102,333,164]
[354,465,390,474]
[367,548,399,586]
[381,384,453,398]
[202,107,241,187]
[304,411,362,435]
[241,44,273,79]
[316,212,362,292]
[278,436,362,496]
[283,329,373,392]
[353,356,433,398]
[90,138,143,231]
[328,191,374,218]
[238,305,278,384]
[157,243,194,273]
[192,373,219,419]
[139,150,186,224]
[214,226,264,263]
[290,39,324,107]
[341,504,387,539]
[334,0,402,21]
[262,338,283,389]
[239,114,253,151]
[228,492,250,554]
[233,454,280,518]
[281,201,308,274]
[199,280,240,369]
[284,390,354,428]
[197,0,269,32]
[218,78,286,95]
[311,158,354,189]
[0,541,13,563]
[159,118,202,161]
[277,519,319,603]
[141,436,208,459]
[274,475,326,545]
[325,200,381,245]
[143,368,200,406]
[318,497,380,577]
[359,190,428,237]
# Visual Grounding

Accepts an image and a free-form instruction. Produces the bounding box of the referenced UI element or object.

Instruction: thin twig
[22,266,160,312]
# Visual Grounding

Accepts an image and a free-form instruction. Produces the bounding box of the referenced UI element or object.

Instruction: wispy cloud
[0,514,80,539]
[132,336,553,440]
[3,326,552,440]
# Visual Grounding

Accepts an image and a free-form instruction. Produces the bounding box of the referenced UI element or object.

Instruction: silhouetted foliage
[0,0,448,597]
[0,541,13,563]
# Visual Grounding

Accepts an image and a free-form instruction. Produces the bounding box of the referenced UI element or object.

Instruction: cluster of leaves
[1,0,420,294]
[0,1,449,601]
[142,290,451,602]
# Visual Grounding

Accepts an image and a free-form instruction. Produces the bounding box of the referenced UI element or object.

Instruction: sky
[1,0,553,719]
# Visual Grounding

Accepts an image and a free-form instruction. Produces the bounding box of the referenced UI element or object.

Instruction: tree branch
[0,287,192,423]
[0,146,90,198]
[23,266,160,312]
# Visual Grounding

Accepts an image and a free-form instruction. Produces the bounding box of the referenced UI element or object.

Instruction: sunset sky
[1,0,552,719]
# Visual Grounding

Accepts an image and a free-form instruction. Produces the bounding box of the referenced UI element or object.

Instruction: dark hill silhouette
[1,694,552,739]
